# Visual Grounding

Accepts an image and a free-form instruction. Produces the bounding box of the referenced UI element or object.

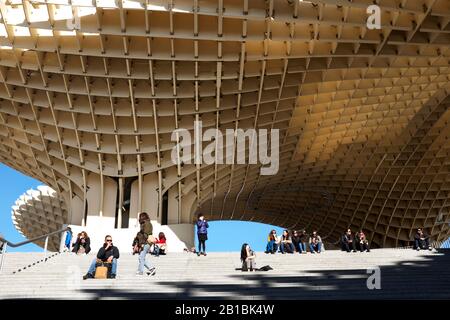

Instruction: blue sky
[0,163,283,252]
[0,164,42,252]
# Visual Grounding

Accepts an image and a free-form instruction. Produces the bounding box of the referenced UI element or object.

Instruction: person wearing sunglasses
[83,235,120,280]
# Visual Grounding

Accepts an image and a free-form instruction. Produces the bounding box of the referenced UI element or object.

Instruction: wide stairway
[0,249,449,299]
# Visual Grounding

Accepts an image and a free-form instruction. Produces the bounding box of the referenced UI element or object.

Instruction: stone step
[0,248,448,299]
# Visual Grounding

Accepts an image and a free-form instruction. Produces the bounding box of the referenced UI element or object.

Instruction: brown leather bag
[94,260,111,279]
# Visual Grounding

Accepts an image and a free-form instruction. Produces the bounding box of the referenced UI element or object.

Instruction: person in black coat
[83,235,120,279]
[72,231,91,254]
[414,228,432,251]
[341,229,357,252]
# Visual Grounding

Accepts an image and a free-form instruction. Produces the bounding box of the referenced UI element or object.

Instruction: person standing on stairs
[196,213,209,256]
[132,212,156,276]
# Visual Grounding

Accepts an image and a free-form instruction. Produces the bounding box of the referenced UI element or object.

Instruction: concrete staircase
[0,249,449,299]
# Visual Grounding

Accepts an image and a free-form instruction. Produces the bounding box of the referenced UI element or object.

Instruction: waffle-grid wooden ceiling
[0,0,449,247]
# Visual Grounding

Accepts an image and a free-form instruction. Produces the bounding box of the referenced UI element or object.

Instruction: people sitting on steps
[414,228,432,251]
[265,229,279,254]
[83,235,119,280]
[309,231,322,254]
[72,231,91,255]
[154,232,167,257]
[132,212,156,276]
[356,230,370,252]
[341,228,357,252]
[279,230,295,254]
[240,243,256,272]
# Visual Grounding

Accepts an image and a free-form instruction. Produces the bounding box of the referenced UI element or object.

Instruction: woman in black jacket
[72,231,91,254]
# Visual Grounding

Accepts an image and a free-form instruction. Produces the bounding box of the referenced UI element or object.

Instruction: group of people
[64,231,92,255]
[265,229,323,254]
[72,212,166,279]
[264,227,434,255]
[79,212,210,280]
[68,214,434,279]
[340,229,370,252]
[82,212,169,279]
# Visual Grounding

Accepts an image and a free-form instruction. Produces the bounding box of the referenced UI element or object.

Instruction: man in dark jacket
[83,235,120,279]
[341,229,357,252]
[414,228,432,251]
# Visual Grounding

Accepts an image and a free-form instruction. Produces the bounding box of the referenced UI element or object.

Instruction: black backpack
[258,265,273,271]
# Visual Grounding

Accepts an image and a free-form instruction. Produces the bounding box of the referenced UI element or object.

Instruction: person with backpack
[132,212,156,276]
[196,214,209,256]
[83,235,119,279]
[240,243,256,271]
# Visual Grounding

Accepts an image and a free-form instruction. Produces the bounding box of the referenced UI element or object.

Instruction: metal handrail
[0,227,70,273]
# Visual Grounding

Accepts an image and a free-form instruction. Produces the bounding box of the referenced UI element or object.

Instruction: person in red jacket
[154,232,167,257]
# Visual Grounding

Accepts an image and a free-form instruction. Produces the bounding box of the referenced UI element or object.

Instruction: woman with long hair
[132,212,156,276]
[154,232,167,256]
[356,230,370,252]
[72,231,91,255]
[280,230,295,254]
[240,243,256,271]
[265,230,279,254]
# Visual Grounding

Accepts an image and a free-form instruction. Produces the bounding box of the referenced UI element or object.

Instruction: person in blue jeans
[309,231,322,254]
[83,235,120,279]
[280,230,295,254]
[292,230,305,253]
[196,214,209,256]
[265,230,279,254]
[133,212,156,275]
